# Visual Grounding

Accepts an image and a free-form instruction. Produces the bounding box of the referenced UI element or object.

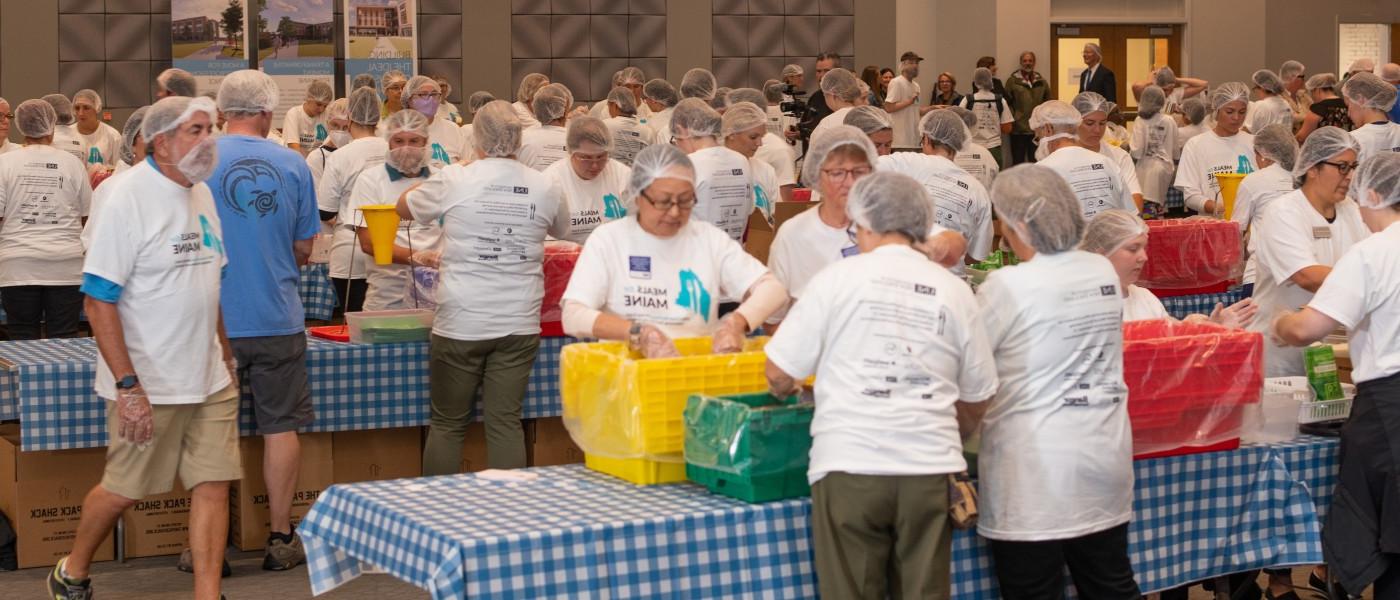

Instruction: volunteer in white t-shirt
[377,70,407,120]
[722,103,781,225]
[946,106,1000,191]
[1341,73,1400,163]
[959,68,1014,167]
[973,165,1139,598]
[1174,97,1210,161]
[0,100,93,339]
[316,87,386,314]
[884,56,935,151]
[518,83,573,171]
[281,80,332,156]
[1071,92,1143,211]
[842,105,893,156]
[641,79,679,142]
[512,73,549,130]
[587,67,652,123]
[877,110,993,268]
[810,68,864,143]
[42,94,88,164]
[351,110,442,312]
[542,116,633,245]
[397,101,570,477]
[560,143,787,357]
[458,91,496,156]
[1175,82,1258,215]
[72,89,123,171]
[1272,153,1400,598]
[721,87,799,203]
[1251,127,1370,377]
[1231,125,1300,288]
[1245,70,1294,134]
[1130,86,1179,209]
[669,98,753,242]
[391,76,465,169]
[83,107,150,252]
[764,170,997,600]
[1031,100,1135,221]
[305,98,351,185]
[603,86,656,167]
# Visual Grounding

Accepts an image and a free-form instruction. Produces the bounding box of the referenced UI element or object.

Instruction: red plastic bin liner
[1137,219,1242,291]
[1146,281,1234,299]
[1123,319,1262,459]
[541,241,581,337]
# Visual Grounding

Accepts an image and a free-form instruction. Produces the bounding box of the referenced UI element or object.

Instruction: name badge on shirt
[1312,227,1331,240]
[840,245,860,258]
[628,256,652,279]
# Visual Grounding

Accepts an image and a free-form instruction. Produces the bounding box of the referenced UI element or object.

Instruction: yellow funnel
[1214,172,1247,220]
[359,204,399,265]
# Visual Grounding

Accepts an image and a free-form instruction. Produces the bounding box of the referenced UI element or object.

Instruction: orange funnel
[359,204,399,265]
[1214,172,1247,220]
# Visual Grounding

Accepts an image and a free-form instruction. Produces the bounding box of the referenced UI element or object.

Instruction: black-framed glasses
[1320,160,1360,175]
[640,190,697,212]
[821,166,873,181]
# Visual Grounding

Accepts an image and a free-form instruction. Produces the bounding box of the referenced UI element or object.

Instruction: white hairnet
[1350,152,1400,209]
[946,105,977,129]
[670,98,723,139]
[990,164,1085,254]
[1071,91,1111,117]
[973,67,994,92]
[472,100,523,158]
[1306,73,1339,93]
[217,69,280,115]
[763,80,785,103]
[347,87,381,126]
[381,69,407,92]
[1084,43,1102,58]
[119,105,148,164]
[566,115,612,151]
[1138,85,1167,118]
[919,109,967,150]
[725,87,767,110]
[709,88,732,110]
[680,68,717,100]
[1342,72,1398,111]
[405,75,438,99]
[467,91,495,113]
[532,83,573,123]
[1029,100,1082,131]
[843,105,891,136]
[820,68,862,103]
[324,98,350,123]
[618,66,645,86]
[1080,209,1148,256]
[41,94,75,126]
[624,143,696,202]
[846,171,934,243]
[721,102,767,138]
[305,80,333,103]
[643,79,679,107]
[157,68,198,97]
[1348,58,1376,75]
[1153,67,1178,88]
[1210,82,1251,112]
[351,73,377,91]
[1182,97,1208,125]
[607,86,638,116]
[73,89,102,111]
[1253,124,1300,171]
[1293,126,1361,186]
[1252,69,1285,95]
[1280,60,1306,82]
[383,107,430,139]
[14,99,57,138]
[1382,63,1400,83]
[781,64,803,79]
[516,73,549,103]
[800,125,879,187]
[142,95,218,141]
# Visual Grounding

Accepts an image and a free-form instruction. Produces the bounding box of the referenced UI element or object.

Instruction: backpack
[962,92,1006,119]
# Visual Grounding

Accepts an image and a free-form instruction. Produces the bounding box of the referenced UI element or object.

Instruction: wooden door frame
[1050,24,1183,106]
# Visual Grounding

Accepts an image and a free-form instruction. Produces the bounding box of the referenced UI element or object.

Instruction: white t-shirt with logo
[350,165,443,312]
[282,104,327,149]
[1174,130,1257,213]
[755,132,798,188]
[561,216,769,339]
[878,152,993,265]
[1231,163,1296,285]
[766,244,998,485]
[78,122,123,169]
[604,116,657,167]
[405,157,571,340]
[1038,145,1136,221]
[518,125,569,172]
[962,91,1014,149]
[955,142,1000,191]
[689,145,754,242]
[83,159,231,404]
[885,75,922,149]
[767,205,850,301]
[0,145,92,286]
[542,157,632,245]
[315,136,388,279]
[426,116,465,169]
[52,124,87,164]
[1349,121,1400,163]
[1123,284,1169,321]
[1309,221,1400,384]
[748,156,780,224]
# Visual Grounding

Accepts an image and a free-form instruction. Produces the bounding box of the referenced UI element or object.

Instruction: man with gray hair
[283,79,334,155]
[1078,42,1116,102]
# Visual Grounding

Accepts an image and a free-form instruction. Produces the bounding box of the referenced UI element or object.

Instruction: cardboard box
[0,428,114,568]
[743,202,817,264]
[528,418,584,467]
[229,433,333,551]
[121,483,191,559]
[332,427,422,484]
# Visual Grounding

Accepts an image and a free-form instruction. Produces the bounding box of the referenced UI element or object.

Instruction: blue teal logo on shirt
[218,157,284,219]
[199,215,224,256]
[676,269,711,322]
[315,123,328,142]
[431,143,451,165]
[754,185,771,215]
[87,147,103,165]
[603,193,626,219]
[1237,155,1255,175]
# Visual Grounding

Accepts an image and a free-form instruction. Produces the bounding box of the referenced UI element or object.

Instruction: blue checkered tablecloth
[0,335,574,451]
[300,263,338,321]
[301,437,1340,600]
[1166,186,1185,210]
[1159,288,1248,321]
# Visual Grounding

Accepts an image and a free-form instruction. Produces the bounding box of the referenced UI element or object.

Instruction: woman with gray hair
[542,116,634,244]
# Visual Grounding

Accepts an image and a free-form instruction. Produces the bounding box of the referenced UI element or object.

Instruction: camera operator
[797,53,840,146]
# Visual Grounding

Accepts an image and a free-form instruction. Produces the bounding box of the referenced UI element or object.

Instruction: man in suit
[1079,43,1117,103]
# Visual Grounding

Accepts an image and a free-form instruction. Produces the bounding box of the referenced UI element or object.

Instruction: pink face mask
[410,96,439,119]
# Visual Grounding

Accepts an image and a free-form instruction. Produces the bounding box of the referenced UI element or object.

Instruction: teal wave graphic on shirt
[199,215,225,257]
[431,143,451,165]
[603,193,627,219]
[676,269,711,322]
[1237,155,1255,175]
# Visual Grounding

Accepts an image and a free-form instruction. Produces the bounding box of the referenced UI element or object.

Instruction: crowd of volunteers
[0,44,1390,600]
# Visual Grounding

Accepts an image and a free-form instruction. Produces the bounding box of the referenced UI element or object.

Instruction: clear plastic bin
[345,309,434,344]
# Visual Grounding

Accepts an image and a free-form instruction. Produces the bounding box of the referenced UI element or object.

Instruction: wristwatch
[116,374,140,390]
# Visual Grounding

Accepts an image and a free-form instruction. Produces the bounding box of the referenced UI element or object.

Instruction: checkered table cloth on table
[1166,186,1185,210]
[301,437,1340,600]
[0,335,574,451]
[300,263,339,321]
[1159,288,1248,321]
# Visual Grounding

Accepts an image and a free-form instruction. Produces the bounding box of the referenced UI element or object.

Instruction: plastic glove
[631,324,680,359]
[1210,298,1258,330]
[116,386,154,446]
[711,313,749,354]
[410,249,442,269]
[1268,310,1294,347]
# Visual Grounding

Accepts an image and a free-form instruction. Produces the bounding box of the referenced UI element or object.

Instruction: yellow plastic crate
[561,336,770,483]
[584,454,688,485]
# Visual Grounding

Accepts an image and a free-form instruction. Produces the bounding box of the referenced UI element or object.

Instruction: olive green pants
[421,333,539,476]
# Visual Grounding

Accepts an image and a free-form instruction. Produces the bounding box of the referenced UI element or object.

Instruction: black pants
[329,277,367,318]
[2,285,82,340]
[988,523,1141,600]
[1009,134,1038,165]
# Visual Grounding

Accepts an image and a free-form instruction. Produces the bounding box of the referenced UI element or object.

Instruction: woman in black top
[932,72,964,107]
[1296,73,1353,142]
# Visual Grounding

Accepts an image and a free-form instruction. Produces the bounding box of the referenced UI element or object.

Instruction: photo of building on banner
[255,0,334,145]
[172,0,250,92]
[344,0,416,93]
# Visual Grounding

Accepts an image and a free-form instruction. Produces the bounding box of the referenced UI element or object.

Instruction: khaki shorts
[101,386,242,501]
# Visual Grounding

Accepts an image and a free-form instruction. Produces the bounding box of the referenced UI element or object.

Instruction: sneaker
[176,548,233,577]
[262,533,306,571]
[46,558,93,600]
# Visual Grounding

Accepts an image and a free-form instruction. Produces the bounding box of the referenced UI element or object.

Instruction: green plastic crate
[683,392,814,503]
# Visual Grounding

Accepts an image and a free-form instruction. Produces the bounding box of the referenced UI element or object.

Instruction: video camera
[779,83,807,118]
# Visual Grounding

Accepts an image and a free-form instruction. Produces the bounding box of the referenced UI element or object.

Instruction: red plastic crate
[1146,281,1234,299]
[541,242,580,337]
[1123,320,1263,459]
[1138,219,1242,292]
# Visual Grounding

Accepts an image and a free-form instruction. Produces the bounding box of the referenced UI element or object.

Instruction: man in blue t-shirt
[205,70,320,572]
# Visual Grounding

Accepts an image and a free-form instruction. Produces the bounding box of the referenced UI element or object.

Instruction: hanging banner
[344,0,417,92]
[256,0,335,140]
[172,0,251,93]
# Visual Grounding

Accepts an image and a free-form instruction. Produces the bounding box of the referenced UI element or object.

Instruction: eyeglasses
[641,190,697,212]
[1320,160,1360,175]
[821,166,873,181]
[412,92,442,100]
[0,113,11,121]
[572,152,609,164]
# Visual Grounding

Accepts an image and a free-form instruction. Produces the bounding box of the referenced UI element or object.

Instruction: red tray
[308,325,350,342]
[1139,219,1241,292]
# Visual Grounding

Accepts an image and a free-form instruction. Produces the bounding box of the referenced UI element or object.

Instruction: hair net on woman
[74,89,102,111]
[347,87,381,126]
[383,107,430,138]
[1029,100,1083,141]
[990,164,1086,254]
[467,91,495,114]
[158,68,198,97]
[618,66,645,86]
[820,68,862,103]
[1306,73,1339,93]
[1252,69,1285,95]
[972,67,995,92]
[1137,86,1167,119]
[531,83,573,123]
[920,110,968,150]
[708,88,732,110]
[472,100,523,158]
[306,80,333,103]
[1153,67,1178,88]
[1071,92,1111,117]
[217,69,280,115]
[1349,152,1400,209]
[380,69,407,93]
[607,86,638,116]
[1080,209,1148,256]
[624,143,696,202]
[680,68,717,100]
[41,94,75,126]
[763,80,786,104]
[324,98,350,123]
[843,106,891,136]
[947,105,977,129]
[516,73,549,103]
[1292,126,1361,185]
[1254,124,1300,171]
[119,106,149,164]
[1342,72,1399,111]
[725,87,767,110]
[1210,82,1251,111]
[566,116,612,151]
[1280,60,1306,82]
[1182,97,1208,125]
[1348,58,1376,75]
[352,73,376,91]
[405,75,439,99]
[644,79,679,107]
[800,125,879,187]
[142,95,218,142]
[846,171,934,243]
[670,98,723,139]
[721,103,768,138]
[781,64,804,79]
[14,99,57,138]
